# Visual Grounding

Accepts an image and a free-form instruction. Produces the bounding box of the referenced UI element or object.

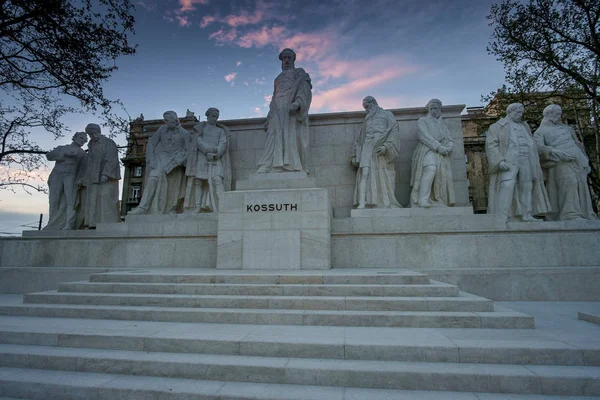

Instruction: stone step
[3,368,599,400]
[0,344,599,395]
[58,281,460,297]
[0,320,593,366]
[0,304,534,328]
[23,291,493,312]
[88,270,431,285]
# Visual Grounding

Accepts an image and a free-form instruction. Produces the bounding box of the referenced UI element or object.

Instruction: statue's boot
[129,177,158,215]
[256,165,270,173]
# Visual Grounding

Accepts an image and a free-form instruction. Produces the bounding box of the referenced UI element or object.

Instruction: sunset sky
[0,0,508,234]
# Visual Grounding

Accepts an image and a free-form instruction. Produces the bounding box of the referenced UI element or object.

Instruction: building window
[130,185,141,202]
[133,166,143,177]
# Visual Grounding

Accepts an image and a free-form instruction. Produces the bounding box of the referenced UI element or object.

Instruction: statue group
[44,124,121,230]
[45,48,598,230]
[486,103,597,222]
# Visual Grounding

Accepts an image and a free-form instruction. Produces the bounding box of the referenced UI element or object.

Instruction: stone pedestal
[218,174,331,270]
[348,206,506,232]
[235,171,316,190]
[350,206,475,218]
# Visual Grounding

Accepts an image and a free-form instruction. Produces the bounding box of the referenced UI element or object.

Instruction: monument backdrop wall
[122,105,468,217]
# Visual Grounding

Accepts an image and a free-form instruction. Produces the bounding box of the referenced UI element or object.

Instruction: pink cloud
[209,29,238,45]
[176,15,190,27]
[236,26,285,49]
[200,15,215,28]
[311,67,416,112]
[263,95,272,107]
[279,31,335,63]
[236,60,242,67]
[224,72,237,83]
[221,1,274,27]
[178,0,209,13]
[224,9,265,27]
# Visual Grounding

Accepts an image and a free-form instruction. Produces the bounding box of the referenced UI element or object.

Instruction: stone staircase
[0,268,599,399]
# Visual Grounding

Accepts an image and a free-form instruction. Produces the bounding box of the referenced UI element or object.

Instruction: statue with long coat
[130,111,189,215]
[83,123,121,227]
[534,104,597,221]
[184,108,231,212]
[351,96,402,208]
[44,132,87,230]
[410,99,456,208]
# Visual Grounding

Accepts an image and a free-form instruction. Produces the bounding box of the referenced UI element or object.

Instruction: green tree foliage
[0,0,136,192]
[487,0,600,195]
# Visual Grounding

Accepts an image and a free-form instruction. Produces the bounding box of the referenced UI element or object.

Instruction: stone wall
[124,105,468,217]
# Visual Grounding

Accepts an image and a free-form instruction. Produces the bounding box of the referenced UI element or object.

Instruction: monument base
[217,183,331,270]
[236,171,316,190]
[347,206,506,232]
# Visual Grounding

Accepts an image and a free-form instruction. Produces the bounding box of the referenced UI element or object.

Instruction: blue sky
[0,0,507,234]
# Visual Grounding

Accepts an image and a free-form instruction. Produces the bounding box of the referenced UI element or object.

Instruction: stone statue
[83,123,121,228]
[256,48,312,173]
[133,114,144,123]
[350,96,402,209]
[410,99,455,208]
[185,109,195,119]
[44,132,87,230]
[486,103,551,221]
[184,107,231,212]
[534,104,597,220]
[129,111,189,215]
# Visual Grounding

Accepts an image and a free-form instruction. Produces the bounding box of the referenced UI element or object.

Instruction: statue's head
[279,48,296,71]
[542,104,562,124]
[506,103,525,122]
[362,96,378,113]
[85,123,102,141]
[163,111,179,128]
[426,98,442,118]
[205,107,220,125]
[72,131,88,147]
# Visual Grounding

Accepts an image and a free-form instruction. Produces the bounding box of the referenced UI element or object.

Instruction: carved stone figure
[534,104,597,220]
[410,99,455,208]
[184,107,231,212]
[256,48,312,173]
[44,132,87,230]
[84,123,121,227]
[486,103,551,221]
[350,96,402,209]
[129,111,189,215]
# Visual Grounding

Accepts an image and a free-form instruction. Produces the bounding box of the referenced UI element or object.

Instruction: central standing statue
[256,48,312,173]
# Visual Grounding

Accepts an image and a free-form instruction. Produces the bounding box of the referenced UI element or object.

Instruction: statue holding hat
[256,48,312,173]
[410,98,456,208]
